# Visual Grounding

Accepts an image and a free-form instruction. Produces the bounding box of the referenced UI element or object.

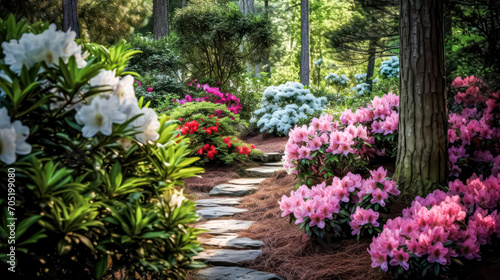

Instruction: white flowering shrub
[354,73,367,83]
[350,83,371,96]
[325,73,351,86]
[251,82,327,135]
[380,56,400,78]
[0,16,205,279]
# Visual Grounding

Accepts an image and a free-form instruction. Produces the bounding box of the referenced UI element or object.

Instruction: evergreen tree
[326,0,398,89]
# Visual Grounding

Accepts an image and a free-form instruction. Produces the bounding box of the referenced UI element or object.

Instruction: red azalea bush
[448,76,500,179]
[170,102,256,164]
[279,167,400,240]
[369,174,500,278]
[283,93,399,185]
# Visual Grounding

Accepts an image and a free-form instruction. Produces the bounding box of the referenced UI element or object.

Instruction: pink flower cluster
[340,92,399,133]
[448,76,500,178]
[369,174,500,273]
[176,84,243,115]
[279,167,399,233]
[283,93,399,177]
[350,207,380,235]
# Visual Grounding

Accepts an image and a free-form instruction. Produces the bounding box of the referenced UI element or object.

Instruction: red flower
[203,144,210,151]
[207,151,215,160]
[197,148,204,155]
[237,145,251,155]
[180,127,189,135]
[223,136,232,148]
[250,144,255,149]
[178,117,183,121]
[148,87,153,92]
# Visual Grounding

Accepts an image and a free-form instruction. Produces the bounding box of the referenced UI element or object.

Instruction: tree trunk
[366,40,376,92]
[153,0,169,39]
[62,0,79,38]
[395,0,448,197]
[239,0,256,14]
[264,0,271,75]
[300,0,310,86]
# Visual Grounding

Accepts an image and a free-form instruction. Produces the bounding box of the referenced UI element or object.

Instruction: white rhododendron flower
[90,70,137,105]
[75,96,126,137]
[0,107,32,164]
[2,24,86,75]
[90,69,119,92]
[132,107,161,143]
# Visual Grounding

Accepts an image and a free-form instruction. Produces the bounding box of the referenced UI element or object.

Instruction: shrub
[251,82,327,136]
[134,73,186,110]
[228,73,271,121]
[447,75,500,180]
[279,167,400,240]
[350,83,371,96]
[283,93,399,185]
[0,18,205,279]
[354,73,367,83]
[168,102,256,164]
[173,0,274,87]
[127,33,181,77]
[369,174,500,278]
[325,73,351,86]
[176,84,243,115]
[380,56,400,79]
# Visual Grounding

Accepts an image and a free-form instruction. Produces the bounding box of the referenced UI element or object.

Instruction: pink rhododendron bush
[448,76,500,179]
[279,167,400,240]
[283,93,399,185]
[176,83,243,115]
[369,174,500,278]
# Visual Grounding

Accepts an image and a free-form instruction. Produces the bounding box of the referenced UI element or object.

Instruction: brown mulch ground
[234,171,388,280]
[241,132,289,154]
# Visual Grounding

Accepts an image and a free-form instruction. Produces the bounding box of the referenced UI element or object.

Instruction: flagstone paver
[209,184,258,197]
[194,249,262,266]
[196,206,248,219]
[196,198,242,207]
[199,234,264,249]
[197,219,254,235]
[228,178,266,185]
[261,161,283,167]
[196,266,285,280]
[195,154,285,279]
[246,166,285,177]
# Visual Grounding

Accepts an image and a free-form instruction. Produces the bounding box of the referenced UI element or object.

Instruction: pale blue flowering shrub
[354,73,367,83]
[325,73,351,86]
[251,82,327,135]
[380,56,400,78]
[351,83,371,96]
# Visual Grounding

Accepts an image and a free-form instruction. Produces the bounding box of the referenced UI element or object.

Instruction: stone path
[194,153,285,280]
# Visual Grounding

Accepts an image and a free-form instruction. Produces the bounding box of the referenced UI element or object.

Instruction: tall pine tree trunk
[153,0,169,39]
[395,0,448,197]
[366,40,376,92]
[62,0,79,37]
[300,0,310,86]
[264,0,271,75]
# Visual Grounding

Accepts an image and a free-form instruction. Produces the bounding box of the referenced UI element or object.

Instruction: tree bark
[366,40,376,91]
[239,0,256,14]
[395,0,448,197]
[264,0,271,75]
[300,0,310,85]
[62,0,79,38]
[153,0,169,39]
